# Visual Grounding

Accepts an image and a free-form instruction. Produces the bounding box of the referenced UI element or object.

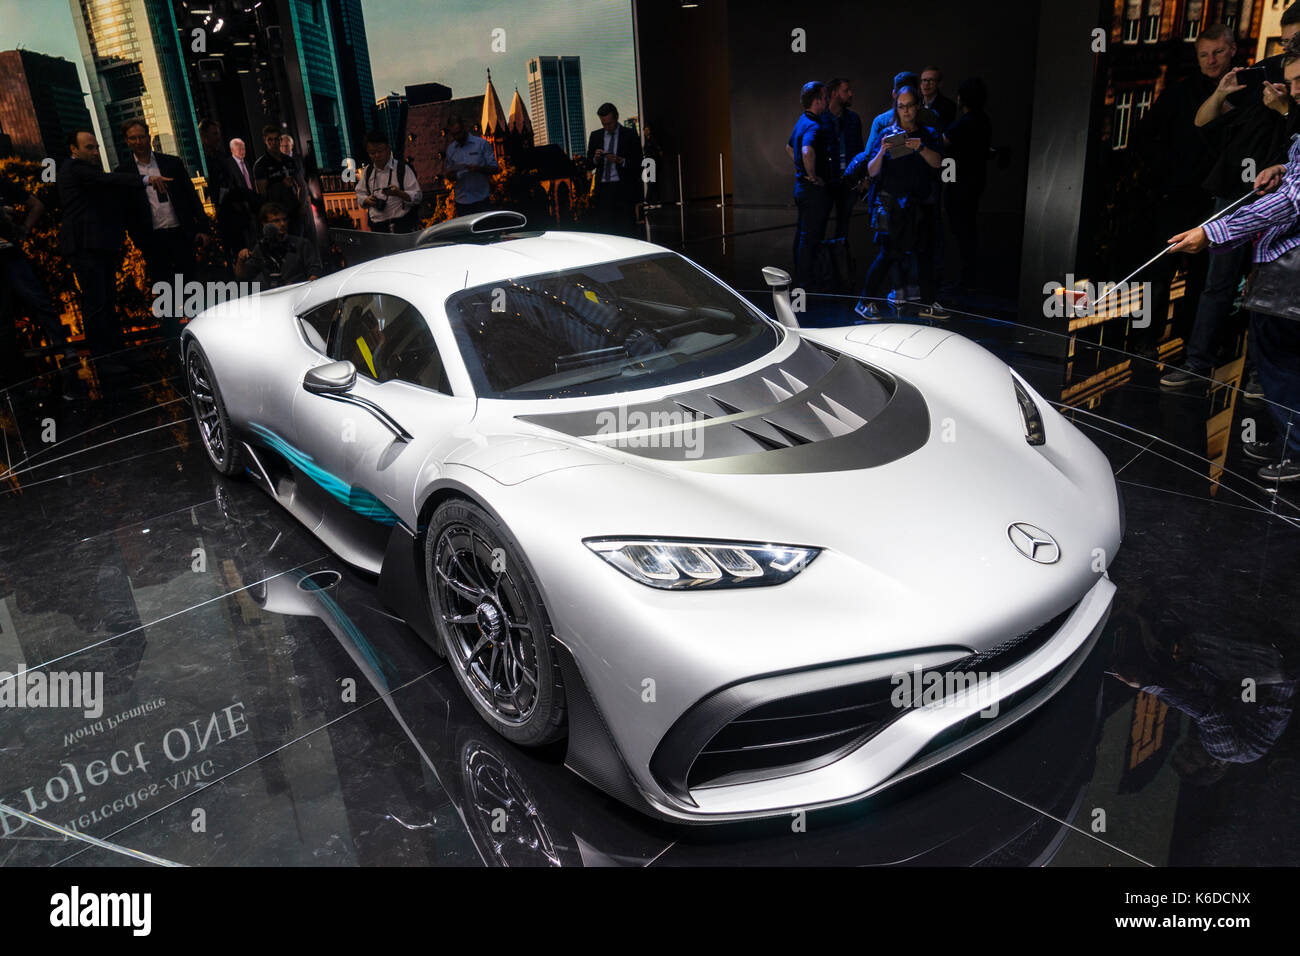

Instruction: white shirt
[135,151,180,230]
[355,156,422,222]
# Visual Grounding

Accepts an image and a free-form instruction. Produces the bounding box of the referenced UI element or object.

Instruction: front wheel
[425,499,566,747]
[186,341,243,476]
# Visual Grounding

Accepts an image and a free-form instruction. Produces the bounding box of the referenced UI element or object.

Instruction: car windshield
[444,253,782,399]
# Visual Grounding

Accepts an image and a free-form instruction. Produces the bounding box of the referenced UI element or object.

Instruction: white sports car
[183,211,1122,822]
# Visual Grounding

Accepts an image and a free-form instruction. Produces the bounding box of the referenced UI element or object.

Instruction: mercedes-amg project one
[182,211,1122,823]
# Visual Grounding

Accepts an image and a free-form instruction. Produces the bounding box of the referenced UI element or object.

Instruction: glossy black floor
[2,224,1297,866]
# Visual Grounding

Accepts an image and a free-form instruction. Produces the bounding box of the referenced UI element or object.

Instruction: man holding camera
[1161,15,1300,390]
[356,130,422,233]
[255,125,306,236]
[234,203,321,289]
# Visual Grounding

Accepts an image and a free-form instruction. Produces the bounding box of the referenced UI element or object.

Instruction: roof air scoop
[415,210,528,248]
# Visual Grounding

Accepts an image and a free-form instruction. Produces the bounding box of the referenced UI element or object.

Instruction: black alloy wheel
[186,342,242,476]
[426,499,566,746]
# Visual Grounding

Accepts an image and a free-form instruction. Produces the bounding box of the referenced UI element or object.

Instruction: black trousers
[793,182,831,290]
[218,204,255,264]
[946,187,982,290]
[860,202,936,304]
[594,184,636,236]
[138,228,196,338]
[1250,312,1300,458]
[70,249,124,357]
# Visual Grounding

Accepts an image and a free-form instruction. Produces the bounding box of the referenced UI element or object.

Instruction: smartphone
[1237,66,1266,91]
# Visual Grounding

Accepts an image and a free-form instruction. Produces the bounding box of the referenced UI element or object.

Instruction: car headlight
[584,538,820,590]
[1011,373,1046,446]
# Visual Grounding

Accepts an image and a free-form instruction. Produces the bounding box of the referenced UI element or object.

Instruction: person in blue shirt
[443,114,499,215]
[786,81,833,289]
[864,72,940,165]
[846,86,944,319]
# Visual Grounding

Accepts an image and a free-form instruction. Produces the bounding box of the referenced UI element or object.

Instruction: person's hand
[1216,67,1245,95]
[593,149,605,163]
[236,248,252,264]
[1263,81,1291,116]
[1255,163,1286,193]
[148,175,172,193]
[905,137,922,152]
[1168,226,1209,253]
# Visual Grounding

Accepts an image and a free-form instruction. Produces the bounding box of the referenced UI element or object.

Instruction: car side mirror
[303,360,356,395]
[762,267,800,329]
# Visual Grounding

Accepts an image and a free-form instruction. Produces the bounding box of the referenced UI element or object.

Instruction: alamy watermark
[0,670,104,718]
[593,406,705,458]
[1042,273,1152,328]
[151,274,261,319]
[891,666,1001,718]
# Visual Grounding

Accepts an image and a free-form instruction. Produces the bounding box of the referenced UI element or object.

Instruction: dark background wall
[737,0,1042,299]
[635,0,733,202]
[637,0,1045,296]
[725,0,1039,218]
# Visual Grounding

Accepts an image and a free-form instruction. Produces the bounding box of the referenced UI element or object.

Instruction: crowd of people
[786,68,993,318]
[0,117,331,381]
[0,96,643,387]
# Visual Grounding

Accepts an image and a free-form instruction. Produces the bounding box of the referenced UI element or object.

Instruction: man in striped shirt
[1169,44,1300,482]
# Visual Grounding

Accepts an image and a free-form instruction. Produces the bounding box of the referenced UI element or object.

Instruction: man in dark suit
[58,129,147,357]
[586,103,643,236]
[116,119,210,337]
[198,118,252,272]
[920,67,958,131]
[220,135,260,261]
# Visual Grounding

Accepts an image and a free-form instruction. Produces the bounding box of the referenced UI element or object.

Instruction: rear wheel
[425,499,566,747]
[186,341,243,476]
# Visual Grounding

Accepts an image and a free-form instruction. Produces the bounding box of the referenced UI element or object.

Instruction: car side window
[298,301,340,354]
[335,293,451,394]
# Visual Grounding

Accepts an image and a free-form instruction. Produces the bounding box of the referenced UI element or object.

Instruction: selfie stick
[1090,187,1259,311]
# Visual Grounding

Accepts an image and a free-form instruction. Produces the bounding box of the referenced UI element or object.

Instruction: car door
[291,290,473,569]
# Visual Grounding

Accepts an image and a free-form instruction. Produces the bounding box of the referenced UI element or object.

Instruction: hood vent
[517,339,931,474]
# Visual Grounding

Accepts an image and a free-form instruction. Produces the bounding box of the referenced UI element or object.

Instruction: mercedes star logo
[1007,523,1060,564]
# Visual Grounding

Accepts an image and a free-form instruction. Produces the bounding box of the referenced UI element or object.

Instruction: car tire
[425,498,566,747]
[186,340,243,477]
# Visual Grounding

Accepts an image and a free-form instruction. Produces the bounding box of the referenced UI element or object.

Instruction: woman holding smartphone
[846,86,944,318]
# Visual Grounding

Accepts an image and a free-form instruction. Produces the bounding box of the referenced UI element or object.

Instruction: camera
[255,222,289,285]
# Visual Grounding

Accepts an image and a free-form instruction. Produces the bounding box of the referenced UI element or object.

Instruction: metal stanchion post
[677,154,685,243]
